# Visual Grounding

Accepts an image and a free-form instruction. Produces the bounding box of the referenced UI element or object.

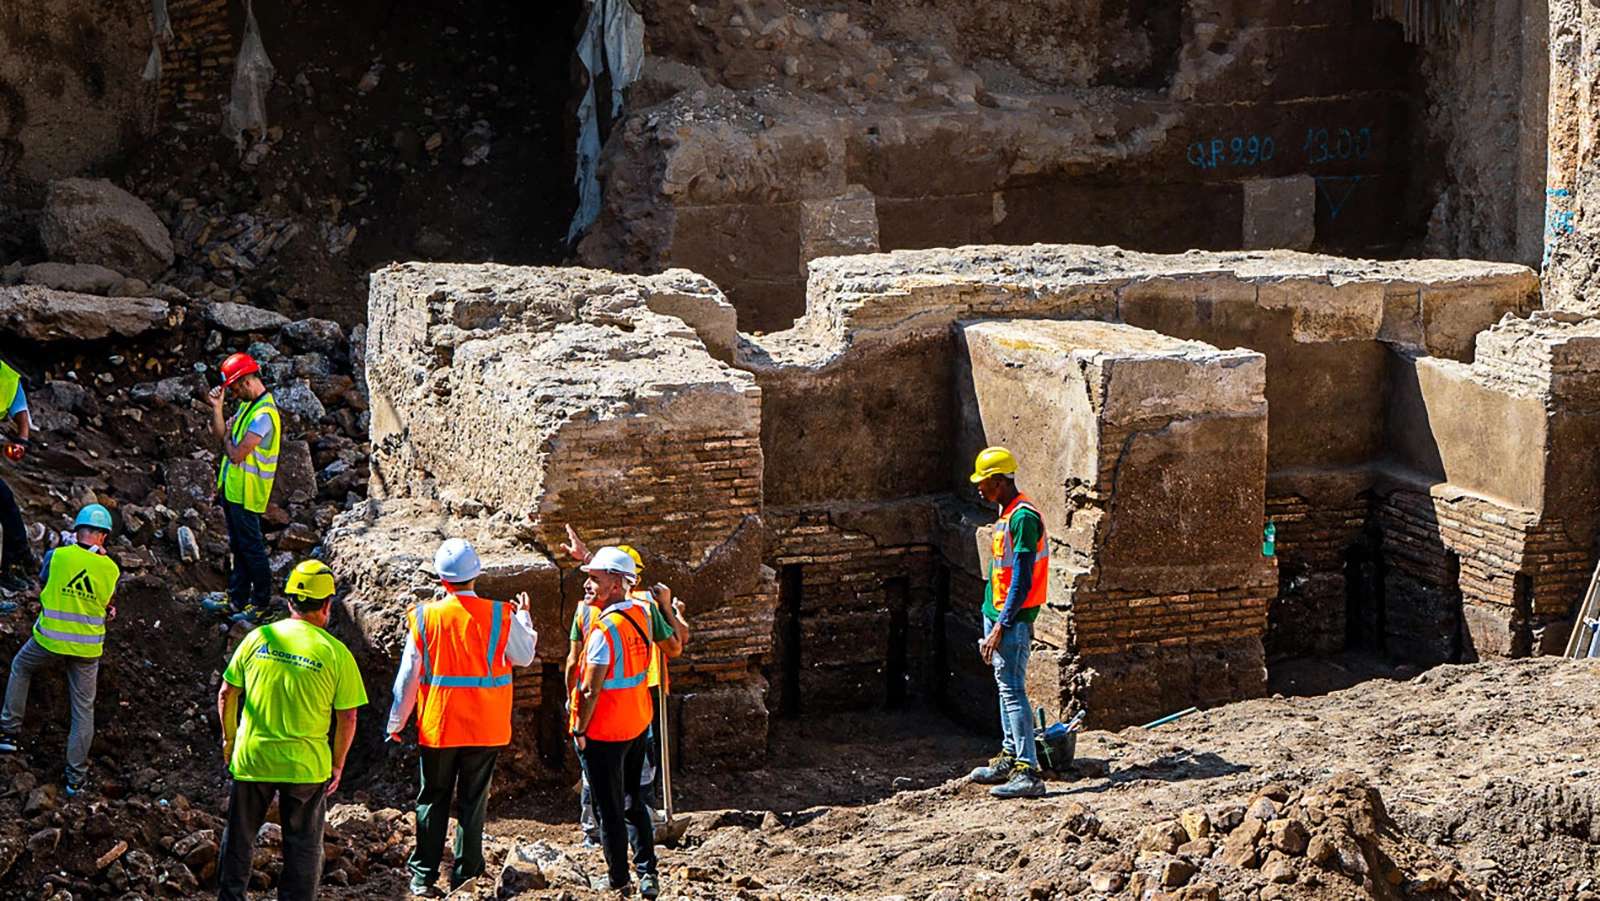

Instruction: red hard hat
[220,352,260,387]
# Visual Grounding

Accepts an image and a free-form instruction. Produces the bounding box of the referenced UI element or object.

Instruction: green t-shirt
[983,504,1044,624]
[569,596,676,642]
[223,618,368,783]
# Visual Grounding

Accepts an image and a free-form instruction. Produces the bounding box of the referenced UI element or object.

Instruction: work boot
[64,772,87,797]
[989,762,1047,799]
[0,566,31,593]
[199,594,239,616]
[969,749,1016,785]
[0,731,21,753]
[230,605,272,627]
[639,873,660,899]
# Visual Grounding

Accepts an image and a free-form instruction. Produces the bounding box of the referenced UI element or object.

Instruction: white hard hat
[581,546,638,583]
[433,538,482,582]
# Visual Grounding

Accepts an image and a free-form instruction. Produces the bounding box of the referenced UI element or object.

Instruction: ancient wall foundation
[331,243,1572,768]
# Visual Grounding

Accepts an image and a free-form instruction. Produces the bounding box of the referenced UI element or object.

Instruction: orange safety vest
[991,493,1049,612]
[571,602,654,742]
[576,592,670,692]
[408,592,515,748]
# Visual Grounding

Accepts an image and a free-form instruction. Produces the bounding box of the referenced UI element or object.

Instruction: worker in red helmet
[199,353,282,626]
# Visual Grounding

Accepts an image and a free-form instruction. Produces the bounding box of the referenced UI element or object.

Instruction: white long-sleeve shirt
[386,590,537,735]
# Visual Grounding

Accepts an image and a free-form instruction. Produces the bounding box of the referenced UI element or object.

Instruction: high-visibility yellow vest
[0,363,19,414]
[35,544,120,658]
[217,392,281,514]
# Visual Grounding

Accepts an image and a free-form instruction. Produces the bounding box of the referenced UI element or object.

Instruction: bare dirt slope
[482,658,1597,901]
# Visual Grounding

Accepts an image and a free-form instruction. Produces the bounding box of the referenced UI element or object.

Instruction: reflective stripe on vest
[575,603,653,742]
[217,393,281,514]
[34,544,120,658]
[990,494,1049,611]
[409,593,515,748]
[578,594,666,689]
[0,363,18,414]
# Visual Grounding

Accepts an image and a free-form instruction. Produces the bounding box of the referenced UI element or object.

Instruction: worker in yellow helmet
[216,560,367,901]
[967,447,1050,799]
[560,527,690,846]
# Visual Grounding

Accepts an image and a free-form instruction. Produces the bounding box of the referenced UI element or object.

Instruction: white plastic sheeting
[142,0,174,82]
[224,0,276,149]
[567,0,645,244]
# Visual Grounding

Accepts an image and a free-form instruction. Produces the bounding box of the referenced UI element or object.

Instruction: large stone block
[959,318,1272,597]
[40,178,175,280]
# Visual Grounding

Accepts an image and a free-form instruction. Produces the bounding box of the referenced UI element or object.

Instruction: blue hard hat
[432,538,482,582]
[74,504,112,532]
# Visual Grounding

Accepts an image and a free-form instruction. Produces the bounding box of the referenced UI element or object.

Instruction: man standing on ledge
[387,538,537,898]
[216,560,366,901]
[201,352,281,626]
[968,446,1049,799]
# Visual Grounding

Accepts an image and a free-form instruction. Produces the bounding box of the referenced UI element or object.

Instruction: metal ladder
[1563,561,1600,659]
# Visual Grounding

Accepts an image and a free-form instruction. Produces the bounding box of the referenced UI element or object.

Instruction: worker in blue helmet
[0,504,122,795]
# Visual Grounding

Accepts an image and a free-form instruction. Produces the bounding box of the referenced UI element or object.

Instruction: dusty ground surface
[2,645,1594,900]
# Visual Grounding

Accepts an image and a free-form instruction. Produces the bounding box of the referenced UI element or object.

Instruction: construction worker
[571,546,661,898]
[967,446,1049,799]
[216,560,366,901]
[560,527,690,844]
[387,538,537,898]
[200,352,281,625]
[0,359,35,592]
[0,504,119,794]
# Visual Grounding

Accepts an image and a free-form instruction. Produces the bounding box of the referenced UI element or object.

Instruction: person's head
[284,559,337,625]
[581,546,637,607]
[220,352,265,400]
[970,446,1020,504]
[73,504,112,547]
[433,538,481,594]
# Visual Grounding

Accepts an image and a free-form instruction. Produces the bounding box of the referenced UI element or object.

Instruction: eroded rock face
[39,178,176,281]
[331,262,771,770]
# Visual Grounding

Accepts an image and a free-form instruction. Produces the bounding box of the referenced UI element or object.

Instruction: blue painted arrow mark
[1314,175,1361,220]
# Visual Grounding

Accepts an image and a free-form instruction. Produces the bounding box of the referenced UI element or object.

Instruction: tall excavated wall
[335,244,1569,766]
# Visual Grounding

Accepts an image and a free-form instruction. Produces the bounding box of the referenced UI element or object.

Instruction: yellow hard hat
[970,446,1018,483]
[285,559,336,600]
[617,544,644,576]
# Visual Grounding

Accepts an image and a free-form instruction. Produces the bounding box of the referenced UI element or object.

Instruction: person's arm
[561,523,591,564]
[572,656,606,749]
[995,551,1034,628]
[504,592,538,667]
[328,708,358,794]
[647,590,683,658]
[207,390,265,464]
[564,639,583,695]
[386,632,423,738]
[10,409,28,443]
[218,681,243,766]
[37,548,53,586]
[667,598,691,648]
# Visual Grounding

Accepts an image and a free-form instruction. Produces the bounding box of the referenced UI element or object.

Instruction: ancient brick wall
[1263,488,1370,659]
[156,0,233,128]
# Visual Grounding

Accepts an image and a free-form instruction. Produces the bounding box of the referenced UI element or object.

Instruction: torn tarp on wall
[223,0,276,148]
[567,0,645,245]
[142,0,175,82]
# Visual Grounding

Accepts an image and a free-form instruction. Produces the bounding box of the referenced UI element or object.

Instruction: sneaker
[63,773,86,797]
[408,879,442,898]
[0,732,20,753]
[989,762,1047,799]
[581,833,602,849]
[230,605,271,626]
[969,750,1016,785]
[200,595,240,616]
[639,873,660,899]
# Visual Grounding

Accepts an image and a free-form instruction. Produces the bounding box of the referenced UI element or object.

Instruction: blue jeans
[989,617,1037,768]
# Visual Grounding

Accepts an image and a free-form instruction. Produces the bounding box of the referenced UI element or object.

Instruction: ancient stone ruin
[319,244,1576,769]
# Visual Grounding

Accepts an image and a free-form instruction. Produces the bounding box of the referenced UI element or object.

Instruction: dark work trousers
[579,732,657,888]
[409,746,500,889]
[644,686,665,808]
[222,500,272,610]
[216,779,328,901]
[0,472,31,573]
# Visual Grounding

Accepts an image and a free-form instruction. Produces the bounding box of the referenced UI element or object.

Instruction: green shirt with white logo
[223,618,368,783]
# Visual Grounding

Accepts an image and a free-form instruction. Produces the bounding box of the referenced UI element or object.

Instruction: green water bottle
[1262,519,1276,557]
